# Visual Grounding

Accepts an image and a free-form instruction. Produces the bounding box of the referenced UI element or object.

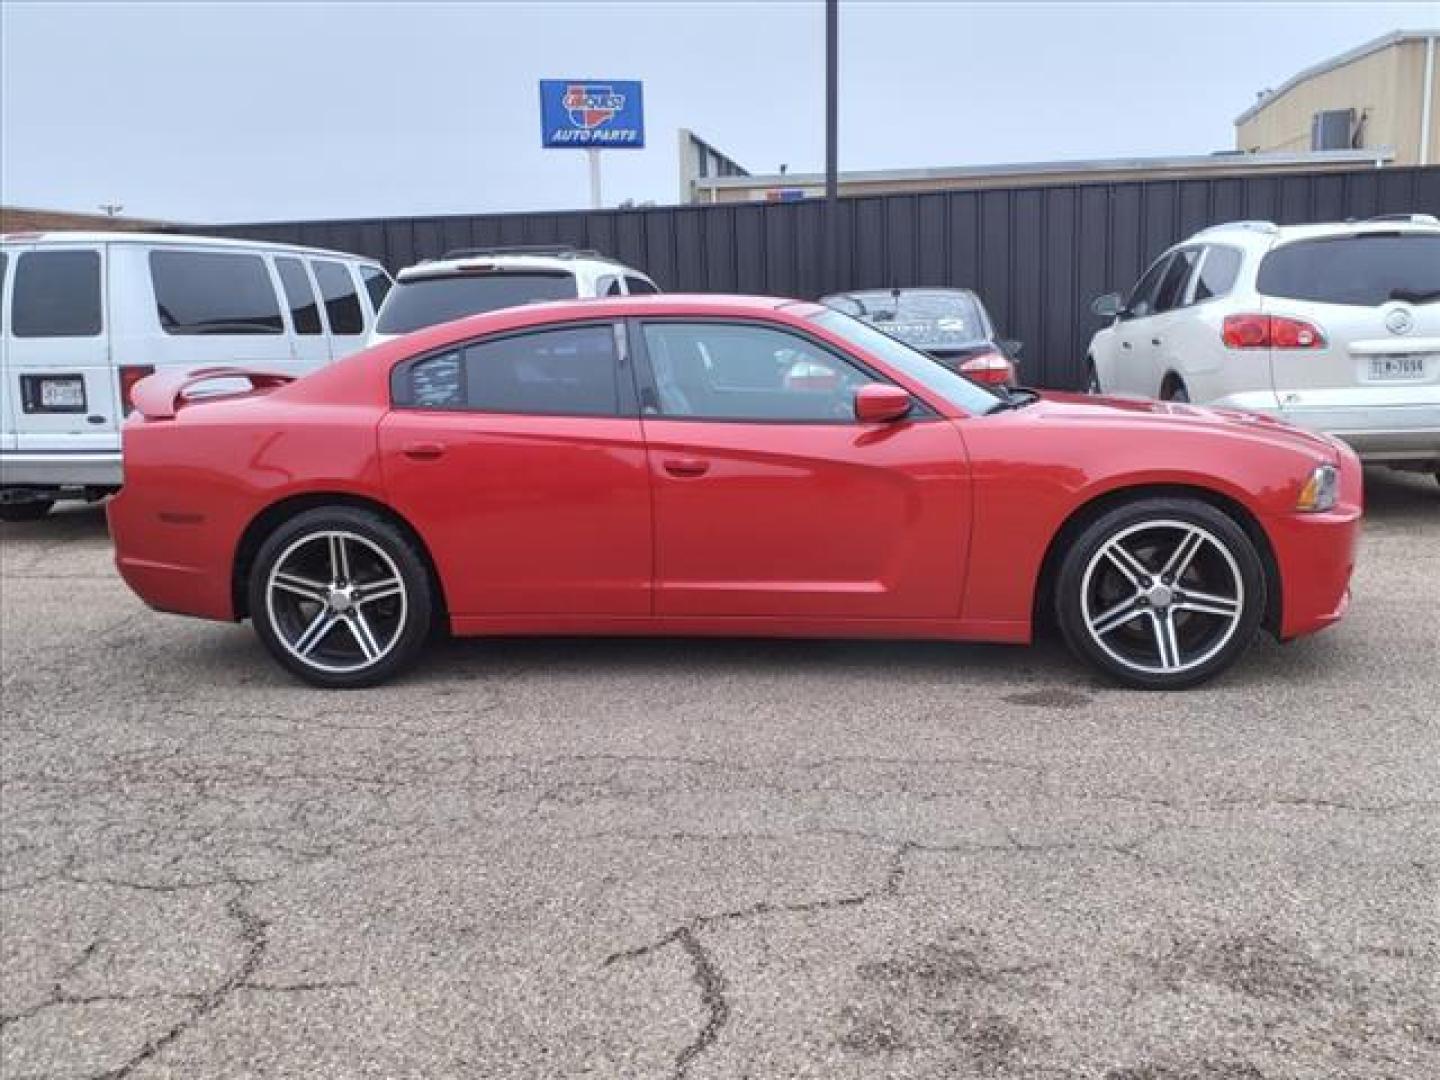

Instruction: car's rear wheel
[248,507,433,688]
[1055,498,1266,690]
[0,500,54,523]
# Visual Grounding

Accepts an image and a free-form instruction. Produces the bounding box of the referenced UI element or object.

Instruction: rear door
[7,242,118,454]
[1259,231,1440,408]
[379,321,652,616]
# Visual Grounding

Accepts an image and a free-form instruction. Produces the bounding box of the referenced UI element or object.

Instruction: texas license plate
[1368,355,1426,380]
[21,375,86,413]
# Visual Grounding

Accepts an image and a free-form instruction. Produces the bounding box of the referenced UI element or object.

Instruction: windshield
[821,289,987,350]
[376,271,578,334]
[1257,234,1440,306]
[809,308,1007,415]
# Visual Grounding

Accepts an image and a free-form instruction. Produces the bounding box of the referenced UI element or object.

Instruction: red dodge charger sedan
[108,294,1362,690]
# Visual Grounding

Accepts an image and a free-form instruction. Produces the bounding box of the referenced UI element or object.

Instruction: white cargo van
[0,232,392,519]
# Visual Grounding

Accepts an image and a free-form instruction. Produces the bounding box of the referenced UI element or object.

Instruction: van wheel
[0,500,54,522]
[247,507,434,688]
[1056,498,1266,690]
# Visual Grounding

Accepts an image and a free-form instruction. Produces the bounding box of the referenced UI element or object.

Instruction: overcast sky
[2,1,1433,223]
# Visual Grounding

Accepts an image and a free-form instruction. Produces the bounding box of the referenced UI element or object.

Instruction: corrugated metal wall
[201,166,1440,389]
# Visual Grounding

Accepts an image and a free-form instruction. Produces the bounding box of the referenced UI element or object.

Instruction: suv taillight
[119,365,155,414]
[1222,314,1326,350]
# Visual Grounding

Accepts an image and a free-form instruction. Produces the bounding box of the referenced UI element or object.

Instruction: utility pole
[824,0,839,292]
[825,0,838,203]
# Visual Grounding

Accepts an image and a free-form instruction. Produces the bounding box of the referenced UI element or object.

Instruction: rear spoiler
[130,366,296,420]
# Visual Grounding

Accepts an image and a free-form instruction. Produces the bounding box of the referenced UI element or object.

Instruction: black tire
[0,500,54,523]
[247,506,434,688]
[1084,360,1102,395]
[1162,380,1190,403]
[1055,498,1266,690]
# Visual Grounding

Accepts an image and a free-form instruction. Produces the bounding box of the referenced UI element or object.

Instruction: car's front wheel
[1055,498,1266,689]
[248,506,434,688]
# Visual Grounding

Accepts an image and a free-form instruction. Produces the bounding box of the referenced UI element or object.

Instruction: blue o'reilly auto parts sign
[540,79,644,148]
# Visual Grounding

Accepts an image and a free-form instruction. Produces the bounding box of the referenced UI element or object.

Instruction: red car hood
[1025,391,1342,461]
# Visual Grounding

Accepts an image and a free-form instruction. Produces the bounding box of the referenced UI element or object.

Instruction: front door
[379,321,652,617]
[633,319,970,619]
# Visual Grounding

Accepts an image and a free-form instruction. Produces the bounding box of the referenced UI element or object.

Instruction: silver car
[1085,215,1440,481]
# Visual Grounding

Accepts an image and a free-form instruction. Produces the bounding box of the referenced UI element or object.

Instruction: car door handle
[402,441,445,461]
[662,456,709,477]
[1152,337,1162,346]
[1121,341,1132,350]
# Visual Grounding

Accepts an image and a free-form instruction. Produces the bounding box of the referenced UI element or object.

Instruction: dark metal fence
[202,166,1440,388]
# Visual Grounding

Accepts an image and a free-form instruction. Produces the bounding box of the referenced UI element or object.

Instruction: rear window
[376,271,578,335]
[1257,234,1440,306]
[13,250,103,338]
[151,250,282,335]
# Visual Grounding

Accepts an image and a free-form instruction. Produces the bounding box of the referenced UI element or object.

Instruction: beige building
[1236,29,1439,166]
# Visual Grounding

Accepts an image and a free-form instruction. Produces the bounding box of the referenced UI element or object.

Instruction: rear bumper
[1218,400,1440,464]
[0,450,124,488]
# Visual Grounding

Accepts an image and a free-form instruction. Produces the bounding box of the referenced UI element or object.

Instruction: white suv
[370,246,658,344]
[1085,215,1440,479]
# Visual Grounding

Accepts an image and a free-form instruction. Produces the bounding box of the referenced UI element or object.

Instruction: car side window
[640,322,874,422]
[1124,254,1172,320]
[274,256,323,335]
[13,250,103,338]
[1153,248,1201,314]
[1192,246,1242,303]
[624,275,659,295]
[312,260,364,335]
[150,250,283,336]
[596,275,623,297]
[0,252,7,333]
[397,325,621,417]
[359,265,392,314]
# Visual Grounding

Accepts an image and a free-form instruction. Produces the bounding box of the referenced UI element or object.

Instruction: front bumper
[0,450,124,488]
[1263,443,1364,641]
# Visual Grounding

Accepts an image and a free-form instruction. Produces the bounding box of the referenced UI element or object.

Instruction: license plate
[20,375,86,413]
[1368,355,1426,380]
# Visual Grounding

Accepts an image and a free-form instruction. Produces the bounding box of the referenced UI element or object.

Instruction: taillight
[1222,314,1325,350]
[119,365,155,414]
[958,350,1015,386]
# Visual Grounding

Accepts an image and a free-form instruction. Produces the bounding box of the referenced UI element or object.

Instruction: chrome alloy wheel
[1079,519,1245,677]
[264,530,408,674]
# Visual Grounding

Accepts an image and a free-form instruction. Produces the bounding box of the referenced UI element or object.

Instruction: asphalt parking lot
[1,468,1436,1080]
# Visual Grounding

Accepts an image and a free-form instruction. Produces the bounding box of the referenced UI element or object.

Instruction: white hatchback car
[1085,216,1440,479]
[370,246,658,345]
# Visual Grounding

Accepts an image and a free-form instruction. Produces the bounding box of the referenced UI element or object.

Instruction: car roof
[0,230,380,262]
[396,249,649,282]
[1189,216,1440,250]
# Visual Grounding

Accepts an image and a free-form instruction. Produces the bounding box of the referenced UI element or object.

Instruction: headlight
[1296,463,1339,513]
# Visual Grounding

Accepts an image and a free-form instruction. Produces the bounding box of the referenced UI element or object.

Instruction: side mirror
[854,383,912,423]
[1000,339,1024,359]
[1091,292,1124,319]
